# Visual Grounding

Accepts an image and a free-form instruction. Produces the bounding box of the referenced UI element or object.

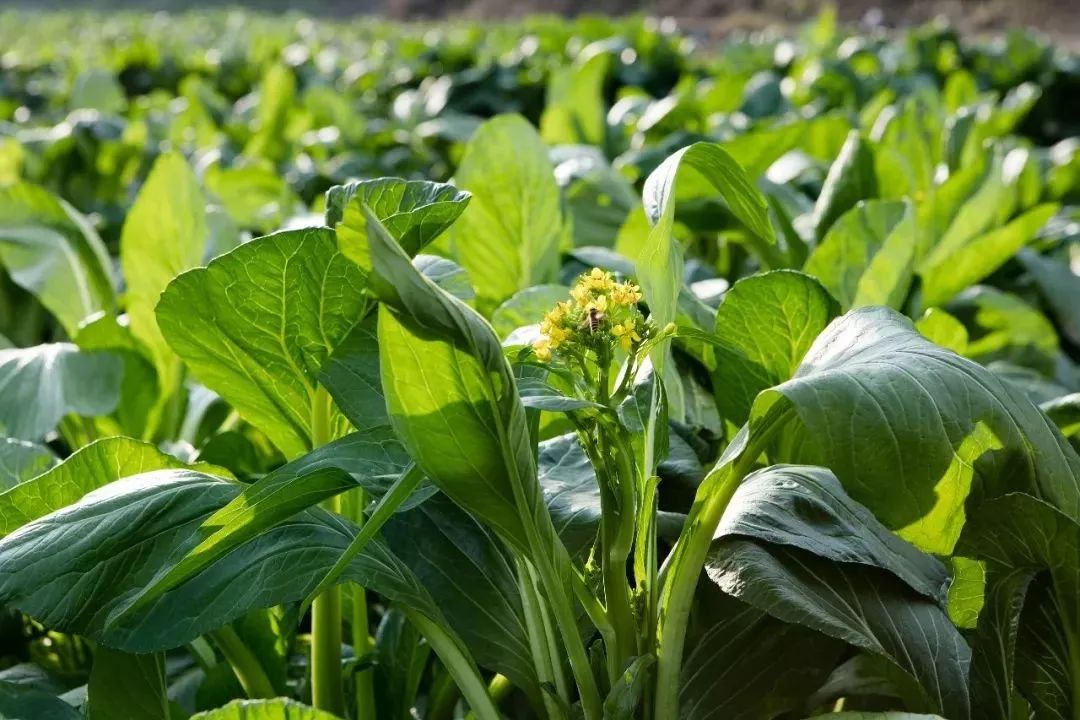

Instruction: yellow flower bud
[533,337,553,361]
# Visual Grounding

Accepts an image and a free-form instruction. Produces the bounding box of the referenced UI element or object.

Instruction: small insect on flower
[582,307,605,333]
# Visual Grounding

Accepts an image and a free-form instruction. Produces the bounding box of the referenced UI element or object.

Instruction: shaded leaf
[0,343,121,441]
[0,183,114,335]
[0,437,56,489]
[87,649,168,720]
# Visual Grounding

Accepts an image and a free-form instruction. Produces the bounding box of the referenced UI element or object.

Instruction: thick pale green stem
[408,612,501,720]
[531,549,603,720]
[517,556,566,718]
[596,429,637,677]
[350,489,376,720]
[652,460,749,719]
[310,386,345,716]
[211,626,275,699]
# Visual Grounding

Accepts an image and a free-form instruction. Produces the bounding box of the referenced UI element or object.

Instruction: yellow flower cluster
[531,268,647,362]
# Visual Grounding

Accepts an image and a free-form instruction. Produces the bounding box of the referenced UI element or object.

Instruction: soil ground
[1,0,1077,47]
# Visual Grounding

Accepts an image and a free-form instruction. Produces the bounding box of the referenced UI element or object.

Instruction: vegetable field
[2,8,1080,720]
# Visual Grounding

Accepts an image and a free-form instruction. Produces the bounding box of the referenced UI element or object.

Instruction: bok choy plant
[0,37,1079,717]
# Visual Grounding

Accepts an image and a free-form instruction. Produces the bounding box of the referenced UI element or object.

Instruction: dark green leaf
[680,584,844,720]
[384,494,540,705]
[87,649,168,720]
[0,681,81,720]
[0,435,228,536]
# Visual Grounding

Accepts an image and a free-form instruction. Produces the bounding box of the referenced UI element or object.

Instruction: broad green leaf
[244,63,295,163]
[0,469,452,653]
[413,255,474,301]
[967,565,1036,720]
[947,556,986,629]
[373,609,430,720]
[1042,393,1080,438]
[367,206,549,555]
[190,698,338,719]
[640,142,775,340]
[811,130,878,240]
[680,584,843,720]
[0,183,115,335]
[872,94,938,199]
[204,165,300,234]
[957,490,1080,714]
[709,270,839,425]
[803,200,917,311]
[603,655,654,720]
[707,540,970,718]
[0,435,229,536]
[332,178,470,271]
[920,203,1059,307]
[948,286,1058,366]
[130,425,432,610]
[87,649,167,720]
[120,152,208,427]
[448,114,562,311]
[74,313,159,438]
[0,681,81,720]
[1014,576,1070,719]
[0,437,56,489]
[809,654,921,711]
[916,308,969,354]
[317,313,385,432]
[752,307,1080,554]
[718,465,951,600]
[319,253,479,434]
[157,227,365,458]
[555,149,637,248]
[492,285,571,339]
[384,494,541,705]
[1018,247,1080,346]
[0,343,121,441]
[540,48,610,146]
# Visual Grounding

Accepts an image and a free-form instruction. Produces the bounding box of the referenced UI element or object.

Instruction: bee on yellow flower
[585,294,608,313]
[611,322,642,352]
